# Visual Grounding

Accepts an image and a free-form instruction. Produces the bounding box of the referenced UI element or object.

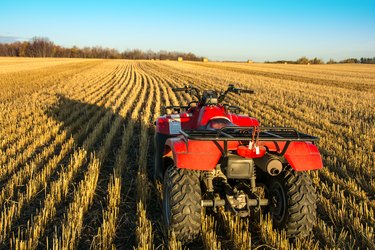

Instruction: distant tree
[0,44,6,56]
[146,49,156,60]
[18,42,29,57]
[82,47,93,58]
[133,49,144,59]
[264,60,295,64]
[310,57,324,64]
[54,45,67,57]
[70,46,79,58]
[26,37,54,57]
[0,37,203,60]
[360,57,375,64]
[296,56,310,64]
[327,58,337,64]
[339,58,359,63]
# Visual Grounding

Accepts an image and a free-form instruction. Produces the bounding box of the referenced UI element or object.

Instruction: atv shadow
[45,94,151,248]
[46,94,207,249]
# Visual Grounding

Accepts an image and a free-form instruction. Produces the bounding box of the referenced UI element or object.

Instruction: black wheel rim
[270,181,287,224]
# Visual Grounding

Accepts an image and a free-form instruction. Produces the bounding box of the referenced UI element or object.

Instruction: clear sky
[1,0,374,61]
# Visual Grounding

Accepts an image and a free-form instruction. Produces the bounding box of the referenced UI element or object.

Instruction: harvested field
[0,58,374,249]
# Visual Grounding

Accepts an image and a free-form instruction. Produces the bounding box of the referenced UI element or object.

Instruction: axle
[201,198,269,207]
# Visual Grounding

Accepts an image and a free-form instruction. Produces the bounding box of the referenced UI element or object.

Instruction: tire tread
[164,166,201,242]
[284,169,317,238]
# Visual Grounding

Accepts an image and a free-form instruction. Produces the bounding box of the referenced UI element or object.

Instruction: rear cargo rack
[179,126,319,156]
[180,126,319,142]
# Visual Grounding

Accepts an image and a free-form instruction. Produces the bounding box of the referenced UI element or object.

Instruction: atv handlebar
[172,87,187,92]
[229,88,255,94]
[227,84,255,94]
[172,85,201,100]
[172,84,254,106]
[218,84,255,102]
[239,89,255,94]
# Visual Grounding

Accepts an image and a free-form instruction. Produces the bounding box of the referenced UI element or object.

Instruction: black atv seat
[202,117,236,130]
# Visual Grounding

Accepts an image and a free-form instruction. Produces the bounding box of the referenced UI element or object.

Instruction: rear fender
[165,137,238,170]
[284,142,323,171]
[261,141,323,171]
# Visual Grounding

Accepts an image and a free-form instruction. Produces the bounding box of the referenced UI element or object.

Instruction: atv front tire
[163,165,202,242]
[268,168,317,238]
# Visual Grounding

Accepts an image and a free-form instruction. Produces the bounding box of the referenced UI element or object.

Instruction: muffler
[254,154,282,176]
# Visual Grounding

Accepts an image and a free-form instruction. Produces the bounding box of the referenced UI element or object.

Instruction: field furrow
[0,58,373,250]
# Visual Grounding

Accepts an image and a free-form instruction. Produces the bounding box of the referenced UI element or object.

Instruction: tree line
[266,56,375,64]
[0,37,204,61]
[1,37,373,63]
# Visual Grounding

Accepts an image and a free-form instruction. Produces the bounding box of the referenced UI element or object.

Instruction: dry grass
[0,58,373,249]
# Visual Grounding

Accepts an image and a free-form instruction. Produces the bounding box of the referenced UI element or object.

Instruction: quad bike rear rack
[180,126,320,214]
[179,126,319,157]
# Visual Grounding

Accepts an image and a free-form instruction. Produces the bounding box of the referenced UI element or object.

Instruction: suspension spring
[250,167,256,191]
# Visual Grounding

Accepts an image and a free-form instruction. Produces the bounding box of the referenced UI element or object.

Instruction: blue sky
[1,0,374,61]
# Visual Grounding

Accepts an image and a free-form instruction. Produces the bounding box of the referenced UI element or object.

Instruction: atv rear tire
[268,168,317,238]
[163,165,202,242]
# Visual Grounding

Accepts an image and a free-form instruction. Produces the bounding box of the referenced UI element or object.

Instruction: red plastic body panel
[260,141,323,171]
[284,142,323,171]
[167,139,322,171]
[165,137,239,170]
[156,105,259,135]
[157,103,322,172]
[237,145,266,158]
[156,112,193,135]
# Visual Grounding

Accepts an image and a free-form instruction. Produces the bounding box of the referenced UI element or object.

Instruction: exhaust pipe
[254,154,282,176]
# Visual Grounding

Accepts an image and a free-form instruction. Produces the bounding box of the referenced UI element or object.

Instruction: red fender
[284,141,323,171]
[166,138,322,171]
[261,141,323,171]
[165,137,239,170]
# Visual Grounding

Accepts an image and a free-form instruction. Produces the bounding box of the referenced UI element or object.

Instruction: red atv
[154,84,322,242]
